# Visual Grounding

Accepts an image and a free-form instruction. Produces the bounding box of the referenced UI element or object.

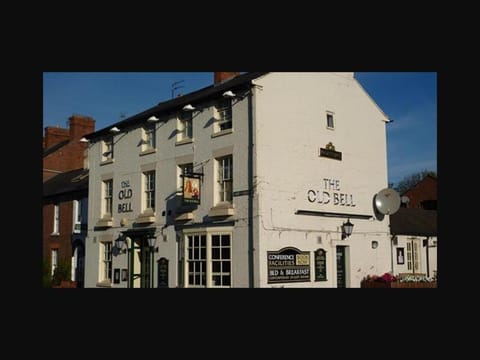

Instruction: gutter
[247,88,255,288]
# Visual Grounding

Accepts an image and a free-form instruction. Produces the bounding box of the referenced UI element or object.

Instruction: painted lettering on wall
[307,178,356,207]
[118,180,133,213]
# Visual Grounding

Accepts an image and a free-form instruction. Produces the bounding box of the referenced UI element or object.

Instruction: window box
[96,217,113,228]
[208,203,235,217]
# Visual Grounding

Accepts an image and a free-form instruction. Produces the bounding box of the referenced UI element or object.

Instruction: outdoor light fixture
[79,137,89,143]
[147,236,158,252]
[222,90,236,98]
[341,218,354,240]
[372,241,379,249]
[182,104,195,111]
[110,126,120,133]
[115,236,127,254]
[147,116,160,122]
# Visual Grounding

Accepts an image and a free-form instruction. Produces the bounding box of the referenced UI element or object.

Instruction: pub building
[83,72,392,288]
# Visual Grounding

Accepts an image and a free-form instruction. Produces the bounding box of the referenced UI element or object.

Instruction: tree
[394,170,436,194]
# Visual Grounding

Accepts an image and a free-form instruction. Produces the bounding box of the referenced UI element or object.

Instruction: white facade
[392,235,437,280]
[84,72,392,288]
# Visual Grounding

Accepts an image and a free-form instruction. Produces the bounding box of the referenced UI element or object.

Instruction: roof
[84,72,268,141]
[389,208,437,237]
[43,140,69,157]
[43,168,89,197]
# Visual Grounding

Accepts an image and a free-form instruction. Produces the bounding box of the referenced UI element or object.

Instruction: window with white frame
[178,112,193,140]
[102,137,114,161]
[143,125,156,150]
[215,99,232,132]
[185,232,232,288]
[103,179,113,217]
[406,240,421,272]
[51,249,58,276]
[326,112,334,129]
[53,204,60,234]
[73,200,81,233]
[144,171,155,211]
[217,155,233,203]
[101,242,113,283]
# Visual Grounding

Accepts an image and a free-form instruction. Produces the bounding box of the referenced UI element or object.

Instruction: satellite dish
[374,188,401,215]
[401,196,410,204]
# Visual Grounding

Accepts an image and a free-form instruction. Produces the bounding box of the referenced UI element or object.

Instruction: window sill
[326,126,335,131]
[50,232,60,236]
[211,128,233,138]
[175,212,194,221]
[140,148,156,156]
[100,159,114,166]
[96,280,112,288]
[96,217,113,228]
[208,202,235,217]
[175,138,194,146]
[136,210,156,224]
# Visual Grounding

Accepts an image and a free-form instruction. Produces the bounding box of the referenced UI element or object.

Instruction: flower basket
[361,273,437,288]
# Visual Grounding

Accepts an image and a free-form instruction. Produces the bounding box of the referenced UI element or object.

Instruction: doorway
[336,246,347,288]
[129,237,154,288]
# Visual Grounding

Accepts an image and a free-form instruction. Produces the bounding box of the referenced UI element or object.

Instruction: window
[187,234,207,287]
[51,249,58,276]
[326,112,334,129]
[103,180,113,216]
[178,112,193,140]
[211,234,231,287]
[185,233,232,288]
[103,137,114,161]
[406,240,421,272]
[53,204,59,234]
[101,242,113,283]
[217,156,233,203]
[144,171,155,211]
[144,125,156,149]
[73,200,81,233]
[215,99,232,131]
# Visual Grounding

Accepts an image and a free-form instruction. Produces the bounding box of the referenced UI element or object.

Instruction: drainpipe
[424,236,430,277]
[247,89,255,288]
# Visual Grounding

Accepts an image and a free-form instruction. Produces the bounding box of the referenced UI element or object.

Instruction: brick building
[43,115,95,286]
[401,174,437,210]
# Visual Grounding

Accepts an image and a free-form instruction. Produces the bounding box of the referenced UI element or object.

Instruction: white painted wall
[84,72,393,288]
[252,72,391,287]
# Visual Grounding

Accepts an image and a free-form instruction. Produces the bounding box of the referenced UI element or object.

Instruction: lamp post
[147,236,157,288]
[341,218,354,240]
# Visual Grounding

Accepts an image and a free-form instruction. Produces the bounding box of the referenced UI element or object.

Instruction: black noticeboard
[114,268,120,284]
[157,257,169,288]
[314,249,327,281]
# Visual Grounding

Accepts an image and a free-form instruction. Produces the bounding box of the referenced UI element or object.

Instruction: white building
[84,72,393,288]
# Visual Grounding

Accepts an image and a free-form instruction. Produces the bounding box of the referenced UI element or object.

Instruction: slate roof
[84,72,269,141]
[389,207,437,237]
[43,139,69,157]
[43,168,89,197]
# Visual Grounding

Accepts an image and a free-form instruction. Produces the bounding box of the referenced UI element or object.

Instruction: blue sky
[43,72,436,186]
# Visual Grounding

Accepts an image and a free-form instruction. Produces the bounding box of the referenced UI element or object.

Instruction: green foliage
[394,170,436,195]
[43,258,52,288]
[52,260,71,286]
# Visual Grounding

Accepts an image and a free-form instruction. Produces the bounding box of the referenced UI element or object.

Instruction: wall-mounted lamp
[147,116,160,122]
[110,126,120,133]
[372,241,379,249]
[79,137,89,143]
[341,218,354,240]
[115,236,127,254]
[182,104,195,111]
[222,90,236,98]
[147,236,158,252]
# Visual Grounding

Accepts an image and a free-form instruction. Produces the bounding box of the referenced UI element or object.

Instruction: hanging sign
[182,174,201,205]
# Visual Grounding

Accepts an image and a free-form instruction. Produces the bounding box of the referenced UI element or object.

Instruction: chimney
[68,115,96,141]
[44,126,69,149]
[214,72,241,84]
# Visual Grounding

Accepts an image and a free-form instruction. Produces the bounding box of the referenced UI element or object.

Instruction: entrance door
[336,246,346,288]
[130,237,154,288]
